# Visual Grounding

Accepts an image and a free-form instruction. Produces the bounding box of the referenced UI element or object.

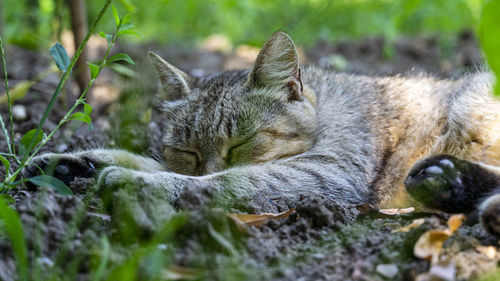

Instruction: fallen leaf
[161,266,199,280]
[447,214,465,233]
[414,214,465,260]
[354,203,376,215]
[414,229,452,260]
[392,218,425,233]
[0,65,55,104]
[379,207,415,215]
[227,208,295,228]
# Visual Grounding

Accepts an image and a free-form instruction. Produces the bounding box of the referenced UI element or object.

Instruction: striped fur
[27,31,500,218]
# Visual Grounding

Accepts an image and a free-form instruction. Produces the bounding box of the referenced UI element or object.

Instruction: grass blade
[0,198,28,281]
[0,36,14,155]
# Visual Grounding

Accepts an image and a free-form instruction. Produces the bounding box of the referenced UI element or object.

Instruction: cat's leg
[23,149,165,186]
[96,155,372,213]
[405,154,500,235]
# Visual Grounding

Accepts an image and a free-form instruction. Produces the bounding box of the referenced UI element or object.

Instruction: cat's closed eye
[164,147,200,175]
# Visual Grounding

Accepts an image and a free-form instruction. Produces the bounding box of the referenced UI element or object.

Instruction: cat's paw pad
[405,155,473,212]
[23,153,98,187]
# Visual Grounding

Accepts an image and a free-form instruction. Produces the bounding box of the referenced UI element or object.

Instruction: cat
[24,31,500,235]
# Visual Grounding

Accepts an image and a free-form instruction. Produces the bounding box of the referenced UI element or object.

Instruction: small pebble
[12,104,27,121]
[376,264,398,279]
[157,244,168,250]
[311,253,325,260]
[56,144,69,153]
[36,256,54,267]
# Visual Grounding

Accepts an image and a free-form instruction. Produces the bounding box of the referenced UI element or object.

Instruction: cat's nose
[201,157,225,175]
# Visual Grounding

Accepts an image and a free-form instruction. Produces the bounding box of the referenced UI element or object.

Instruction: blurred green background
[0,0,487,49]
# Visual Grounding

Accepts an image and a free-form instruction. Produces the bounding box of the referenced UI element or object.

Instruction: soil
[0,31,498,281]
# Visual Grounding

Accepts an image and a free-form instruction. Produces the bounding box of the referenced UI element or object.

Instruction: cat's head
[150,31,318,176]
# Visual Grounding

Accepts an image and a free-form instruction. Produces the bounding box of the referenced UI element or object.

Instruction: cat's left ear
[149,51,193,101]
[246,31,303,101]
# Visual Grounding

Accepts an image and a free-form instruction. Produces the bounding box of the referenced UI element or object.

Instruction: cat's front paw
[23,153,98,187]
[97,166,133,189]
[405,154,482,213]
[96,167,179,203]
[96,167,177,236]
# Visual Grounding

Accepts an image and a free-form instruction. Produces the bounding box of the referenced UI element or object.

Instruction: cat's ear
[149,51,192,100]
[247,31,303,101]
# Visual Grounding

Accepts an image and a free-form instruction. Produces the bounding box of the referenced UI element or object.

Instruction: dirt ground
[1,31,499,281]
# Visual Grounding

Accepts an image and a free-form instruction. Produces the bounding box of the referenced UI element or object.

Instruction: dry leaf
[161,266,199,280]
[447,214,465,232]
[392,218,425,233]
[354,203,376,215]
[379,207,415,215]
[414,229,452,259]
[227,208,295,228]
[414,214,465,260]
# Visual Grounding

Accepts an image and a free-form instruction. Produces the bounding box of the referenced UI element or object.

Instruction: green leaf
[121,14,132,25]
[479,0,500,96]
[50,42,70,72]
[69,112,92,125]
[99,32,113,44]
[27,175,73,195]
[108,53,135,65]
[112,4,120,27]
[19,129,43,156]
[0,198,29,281]
[87,62,100,80]
[118,0,136,12]
[0,194,15,204]
[84,103,93,115]
[108,63,136,77]
[118,23,134,32]
[0,80,36,104]
[92,236,111,281]
[207,223,238,256]
[0,155,10,177]
[117,29,143,38]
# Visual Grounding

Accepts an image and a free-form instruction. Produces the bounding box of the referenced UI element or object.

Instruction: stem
[18,0,112,168]
[29,27,119,161]
[7,0,113,184]
[0,36,13,157]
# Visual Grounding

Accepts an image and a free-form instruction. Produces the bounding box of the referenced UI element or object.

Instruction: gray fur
[27,32,500,215]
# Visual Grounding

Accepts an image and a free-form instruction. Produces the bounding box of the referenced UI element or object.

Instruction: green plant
[478,0,500,96]
[0,0,139,192]
[0,1,142,279]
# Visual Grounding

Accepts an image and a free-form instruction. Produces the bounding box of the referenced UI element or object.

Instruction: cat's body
[25,32,500,234]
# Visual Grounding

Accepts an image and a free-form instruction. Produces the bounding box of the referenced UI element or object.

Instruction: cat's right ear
[149,52,192,100]
[246,31,302,101]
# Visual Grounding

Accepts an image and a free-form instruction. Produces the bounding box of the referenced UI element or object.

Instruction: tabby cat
[25,31,500,235]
